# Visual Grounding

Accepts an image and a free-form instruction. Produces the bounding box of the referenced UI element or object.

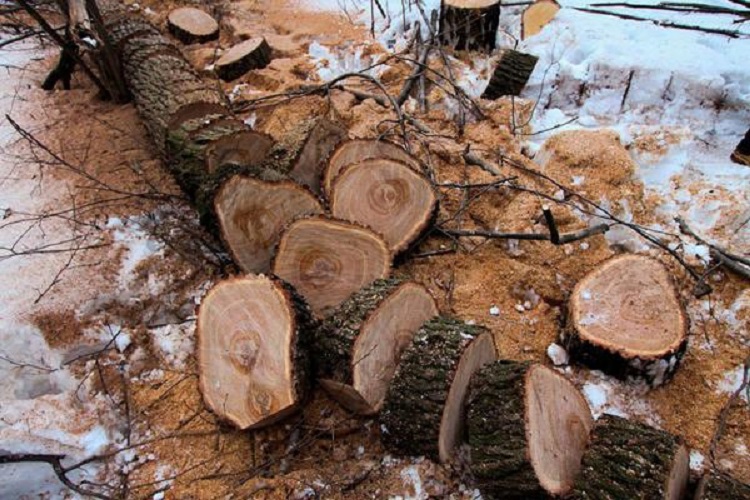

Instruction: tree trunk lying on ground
[315,278,439,414]
[197,275,313,429]
[215,37,272,81]
[572,414,689,499]
[466,360,593,499]
[272,217,392,318]
[380,317,496,463]
[167,7,219,44]
[695,471,750,500]
[562,255,688,386]
[438,0,501,52]
[481,49,539,99]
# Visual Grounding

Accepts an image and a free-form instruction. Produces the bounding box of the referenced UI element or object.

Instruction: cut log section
[167,7,219,44]
[521,0,561,40]
[695,471,750,500]
[562,255,689,387]
[216,37,272,81]
[481,50,539,99]
[380,317,497,463]
[438,0,501,52]
[316,278,439,414]
[197,275,313,430]
[330,159,437,253]
[205,130,274,172]
[272,217,392,317]
[572,414,689,500]
[466,361,593,498]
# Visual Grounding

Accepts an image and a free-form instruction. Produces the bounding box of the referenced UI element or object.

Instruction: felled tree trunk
[562,255,688,386]
[315,278,439,414]
[438,0,501,52]
[466,361,593,499]
[572,414,689,499]
[197,275,314,429]
[695,471,750,499]
[481,50,539,99]
[380,317,497,463]
[167,7,219,44]
[215,37,272,81]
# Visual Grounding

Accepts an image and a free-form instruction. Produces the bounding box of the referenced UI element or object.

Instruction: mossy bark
[482,50,539,99]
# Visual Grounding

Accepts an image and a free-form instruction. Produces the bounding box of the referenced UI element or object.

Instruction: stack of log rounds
[197,275,314,430]
[562,255,689,387]
[438,0,501,52]
[695,471,750,499]
[466,361,593,498]
[216,37,272,81]
[571,414,689,499]
[167,7,219,44]
[330,158,437,253]
[315,278,439,414]
[380,317,497,462]
[272,217,392,318]
[481,50,539,99]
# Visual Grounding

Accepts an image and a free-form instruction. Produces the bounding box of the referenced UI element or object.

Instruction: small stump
[216,37,272,81]
[438,0,501,52]
[481,49,539,99]
[167,8,219,44]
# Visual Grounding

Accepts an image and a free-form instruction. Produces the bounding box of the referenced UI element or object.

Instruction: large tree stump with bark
[272,217,392,317]
[215,37,272,81]
[481,50,539,99]
[315,278,439,414]
[466,361,593,498]
[167,7,219,44]
[438,0,501,52]
[571,414,689,499]
[380,317,497,462]
[330,158,437,253]
[695,471,750,499]
[197,276,313,429]
[562,255,688,386]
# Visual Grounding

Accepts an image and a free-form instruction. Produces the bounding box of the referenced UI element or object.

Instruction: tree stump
[562,255,688,386]
[571,414,689,499]
[481,50,539,99]
[272,217,392,318]
[323,139,422,196]
[316,278,439,414]
[215,37,272,81]
[380,317,497,462]
[438,0,501,52]
[695,471,750,499]
[467,361,593,498]
[197,276,313,430]
[167,7,219,44]
[330,158,437,253]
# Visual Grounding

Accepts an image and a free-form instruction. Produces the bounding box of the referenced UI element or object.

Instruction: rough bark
[695,471,750,499]
[216,37,272,81]
[481,49,539,99]
[562,255,689,387]
[732,128,750,166]
[438,0,501,52]
[571,414,689,500]
[167,7,219,44]
[380,317,497,463]
[315,278,439,414]
[466,361,593,498]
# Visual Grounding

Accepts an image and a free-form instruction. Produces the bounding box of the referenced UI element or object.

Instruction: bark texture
[696,471,750,500]
[482,50,539,99]
[439,0,501,52]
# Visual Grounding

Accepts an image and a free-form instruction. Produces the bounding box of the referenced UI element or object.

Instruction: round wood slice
[482,50,539,99]
[214,174,324,274]
[167,7,219,44]
[380,317,497,463]
[521,0,561,40]
[330,159,437,253]
[695,471,750,500]
[272,217,392,317]
[316,278,439,414]
[323,139,422,196]
[572,414,689,499]
[197,275,313,430]
[167,101,229,136]
[562,255,688,386]
[438,0,501,52]
[216,37,272,81]
[205,131,274,173]
[467,360,593,498]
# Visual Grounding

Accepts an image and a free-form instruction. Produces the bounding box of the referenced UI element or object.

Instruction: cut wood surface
[521,0,561,40]
[167,7,219,44]
[316,278,439,414]
[572,414,689,500]
[467,360,593,498]
[482,49,539,99]
[272,217,392,317]
[216,37,272,81]
[563,255,688,386]
[330,158,437,253]
[695,471,750,500]
[323,139,422,196]
[197,276,313,430]
[438,0,501,52]
[205,130,274,173]
[380,317,497,463]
